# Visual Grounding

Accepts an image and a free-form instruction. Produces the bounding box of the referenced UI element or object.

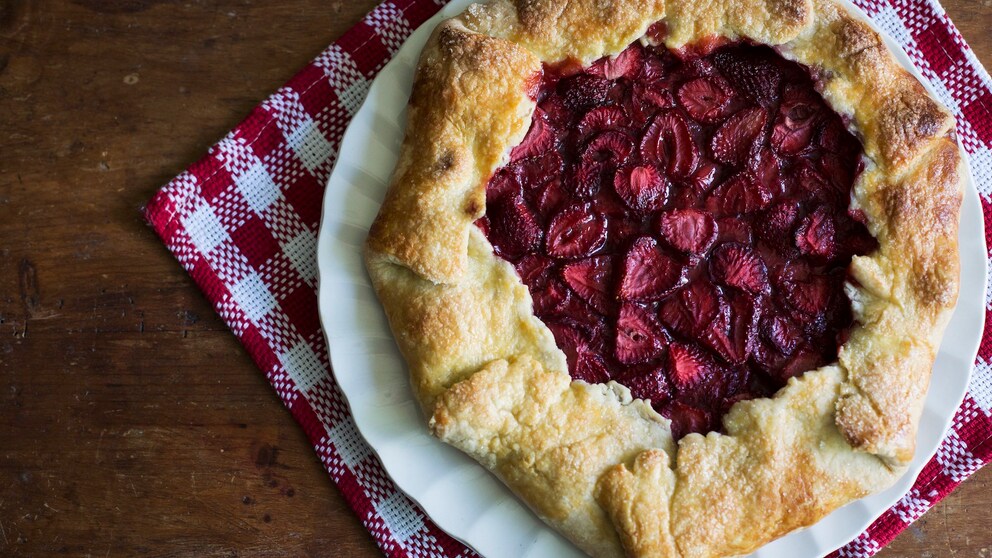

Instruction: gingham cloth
[144,0,992,556]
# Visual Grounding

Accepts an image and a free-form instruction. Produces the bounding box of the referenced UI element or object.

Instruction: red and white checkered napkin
[144,0,992,555]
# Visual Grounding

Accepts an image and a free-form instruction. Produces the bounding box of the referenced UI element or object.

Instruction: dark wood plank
[1,1,384,556]
[0,1,988,556]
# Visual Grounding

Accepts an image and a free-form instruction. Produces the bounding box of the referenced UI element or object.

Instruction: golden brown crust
[598,367,900,558]
[431,355,673,558]
[837,137,962,462]
[786,0,955,174]
[668,367,898,556]
[364,0,963,556]
[662,0,812,47]
[367,20,541,283]
[596,450,679,558]
[461,0,666,64]
[366,229,566,411]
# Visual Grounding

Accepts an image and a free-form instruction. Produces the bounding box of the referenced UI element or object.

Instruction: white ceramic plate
[316,1,986,556]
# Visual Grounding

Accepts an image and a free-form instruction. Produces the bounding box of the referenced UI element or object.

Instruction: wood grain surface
[0,1,989,556]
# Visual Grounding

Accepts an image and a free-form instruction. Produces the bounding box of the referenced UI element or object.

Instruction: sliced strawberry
[704,172,771,217]
[715,217,753,245]
[777,347,824,381]
[751,148,784,196]
[643,23,670,51]
[677,77,732,123]
[556,297,607,342]
[592,195,643,245]
[638,82,675,109]
[545,320,587,369]
[711,107,767,166]
[712,48,782,106]
[772,259,811,290]
[620,84,651,127]
[486,169,518,200]
[605,79,628,106]
[583,130,634,167]
[514,254,554,286]
[716,365,751,401]
[701,291,760,365]
[532,278,570,316]
[618,365,671,404]
[771,86,823,156]
[487,194,543,259]
[729,297,762,357]
[782,275,833,316]
[795,206,836,258]
[510,110,556,160]
[666,342,715,392]
[561,256,614,313]
[560,74,613,111]
[818,115,861,162]
[756,200,799,250]
[818,152,858,195]
[538,94,571,127]
[688,161,720,193]
[546,203,608,259]
[614,165,669,212]
[618,237,687,302]
[615,303,668,364]
[662,401,714,438]
[658,279,723,338]
[669,162,718,208]
[751,337,787,375]
[573,160,606,199]
[510,150,562,189]
[592,192,629,218]
[578,106,628,136]
[794,158,830,193]
[626,82,674,130]
[762,314,802,355]
[634,47,671,84]
[709,243,769,295]
[574,351,611,384]
[547,320,610,383]
[588,45,643,80]
[532,177,568,215]
[640,112,698,178]
[848,208,869,225]
[657,209,718,256]
[474,214,490,237]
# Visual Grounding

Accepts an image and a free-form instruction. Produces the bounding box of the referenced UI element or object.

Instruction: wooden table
[1,1,989,556]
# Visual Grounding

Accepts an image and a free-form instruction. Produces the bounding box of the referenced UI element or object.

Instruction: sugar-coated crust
[364,0,963,556]
[366,229,567,411]
[431,355,674,558]
[598,366,899,557]
[367,19,541,284]
[785,0,962,464]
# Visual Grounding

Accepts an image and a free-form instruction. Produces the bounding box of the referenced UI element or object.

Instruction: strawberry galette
[365,0,963,556]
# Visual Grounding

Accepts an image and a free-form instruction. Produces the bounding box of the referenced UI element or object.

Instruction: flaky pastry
[364,1,962,556]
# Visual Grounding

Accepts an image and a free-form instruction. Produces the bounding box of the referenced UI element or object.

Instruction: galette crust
[364,0,963,556]
[432,355,674,557]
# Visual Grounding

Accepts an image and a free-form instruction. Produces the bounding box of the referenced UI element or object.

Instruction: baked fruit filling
[476,41,877,439]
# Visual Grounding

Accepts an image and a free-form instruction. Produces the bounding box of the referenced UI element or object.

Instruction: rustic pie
[363,0,963,556]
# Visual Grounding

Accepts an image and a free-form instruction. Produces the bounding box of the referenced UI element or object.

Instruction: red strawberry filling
[478,41,875,439]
